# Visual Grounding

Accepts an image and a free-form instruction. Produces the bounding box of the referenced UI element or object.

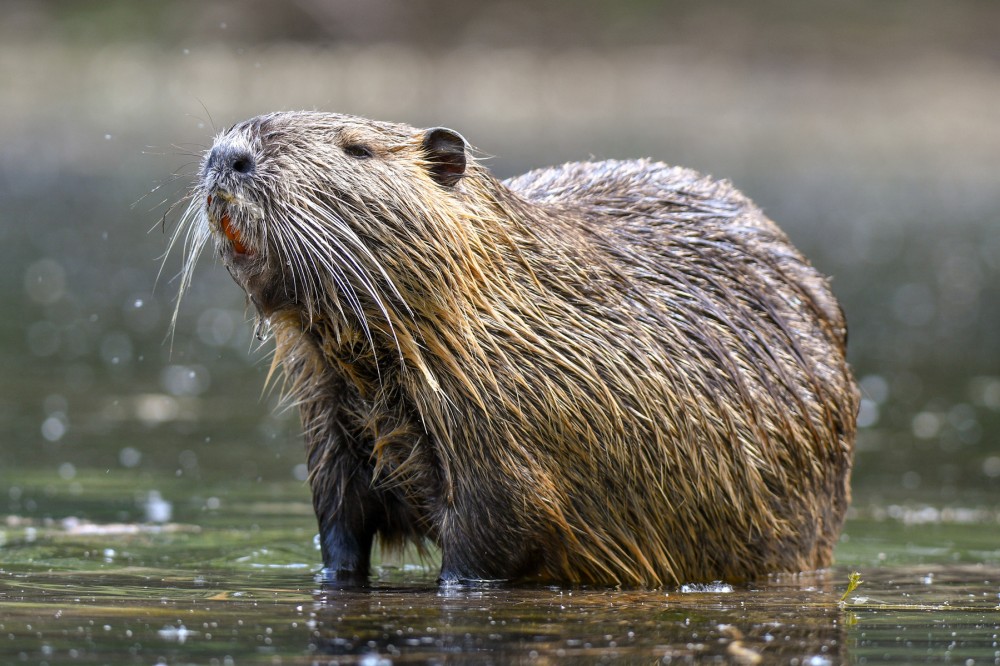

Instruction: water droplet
[901,470,921,490]
[161,364,211,396]
[144,490,173,523]
[157,624,196,643]
[680,581,733,593]
[119,447,142,468]
[133,298,144,308]
[859,374,889,404]
[254,317,272,341]
[197,308,237,346]
[24,259,66,304]
[911,411,941,440]
[857,399,879,428]
[42,416,67,442]
[100,332,133,366]
[104,134,112,141]
[982,456,1000,478]
[969,376,1000,410]
[179,450,198,471]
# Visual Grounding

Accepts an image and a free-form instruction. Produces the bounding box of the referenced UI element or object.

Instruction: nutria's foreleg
[318,519,374,585]
[310,457,384,586]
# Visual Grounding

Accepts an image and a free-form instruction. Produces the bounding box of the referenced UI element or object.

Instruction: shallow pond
[2,375,1000,664]
[2,459,999,664]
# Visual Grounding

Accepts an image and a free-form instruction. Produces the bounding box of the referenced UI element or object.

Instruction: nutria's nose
[206,144,255,176]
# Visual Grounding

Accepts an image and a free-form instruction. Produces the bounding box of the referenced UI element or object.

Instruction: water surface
[3,464,999,664]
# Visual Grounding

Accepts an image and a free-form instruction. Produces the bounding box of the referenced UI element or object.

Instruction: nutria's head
[172,111,475,344]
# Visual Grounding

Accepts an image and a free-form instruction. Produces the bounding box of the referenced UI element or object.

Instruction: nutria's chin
[174,110,858,588]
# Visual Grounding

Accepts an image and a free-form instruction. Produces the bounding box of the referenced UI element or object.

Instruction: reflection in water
[3,563,997,664]
[1,505,999,663]
[310,573,845,663]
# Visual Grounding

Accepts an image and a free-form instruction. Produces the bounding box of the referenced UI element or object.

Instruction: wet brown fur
[177,111,858,587]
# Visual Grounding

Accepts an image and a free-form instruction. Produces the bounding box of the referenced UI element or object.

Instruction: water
[2,429,999,664]
[3,510,999,663]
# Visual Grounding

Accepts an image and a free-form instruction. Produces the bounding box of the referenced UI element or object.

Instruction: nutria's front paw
[318,523,373,587]
[317,566,369,588]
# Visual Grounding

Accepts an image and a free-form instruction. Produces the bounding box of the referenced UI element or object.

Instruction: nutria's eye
[344,144,374,159]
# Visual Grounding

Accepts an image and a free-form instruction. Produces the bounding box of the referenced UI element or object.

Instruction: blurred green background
[2,0,999,523]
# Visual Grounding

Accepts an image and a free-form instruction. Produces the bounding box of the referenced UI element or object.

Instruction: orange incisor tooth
[220,213,249,255]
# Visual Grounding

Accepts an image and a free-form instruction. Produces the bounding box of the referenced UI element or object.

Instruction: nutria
[172,111,858,587]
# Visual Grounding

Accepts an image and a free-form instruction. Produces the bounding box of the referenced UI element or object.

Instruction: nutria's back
[179,111,858,587]
[490,160,856,583]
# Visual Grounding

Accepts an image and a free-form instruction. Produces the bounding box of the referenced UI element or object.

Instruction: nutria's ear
[421,127,467,188]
